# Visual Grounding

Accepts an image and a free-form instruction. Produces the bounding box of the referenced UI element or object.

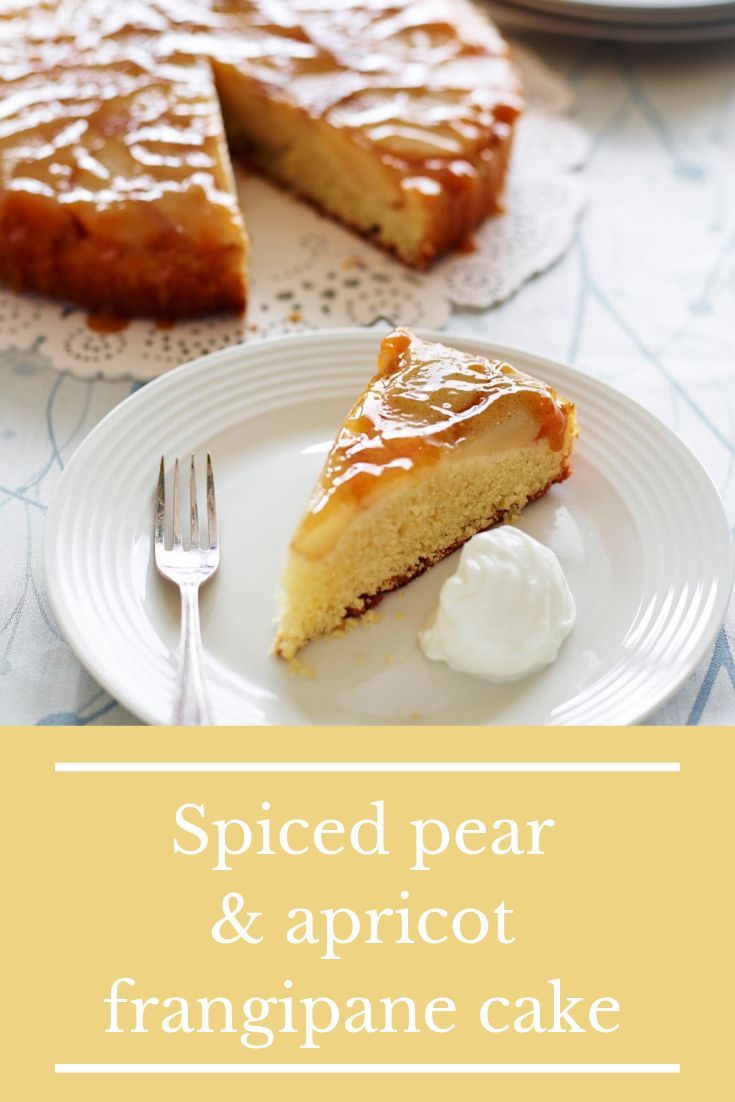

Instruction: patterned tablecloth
[1,34,734,726]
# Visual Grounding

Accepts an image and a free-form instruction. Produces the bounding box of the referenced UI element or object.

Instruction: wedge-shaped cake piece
[275,329,578,659]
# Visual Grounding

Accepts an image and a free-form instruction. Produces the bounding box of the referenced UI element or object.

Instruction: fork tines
[155,454,218,554]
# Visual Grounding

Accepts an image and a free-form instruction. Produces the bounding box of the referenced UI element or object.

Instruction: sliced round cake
[274,329,578,659]
[0,1,521,317]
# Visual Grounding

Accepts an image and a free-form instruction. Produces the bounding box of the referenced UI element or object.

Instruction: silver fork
[154,455,219,725]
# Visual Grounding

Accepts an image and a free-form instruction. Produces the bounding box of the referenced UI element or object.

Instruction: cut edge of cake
[215,60,518,272]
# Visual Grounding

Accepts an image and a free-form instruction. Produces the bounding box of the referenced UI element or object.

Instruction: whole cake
[0,1,522,317]
[274,329,578,659]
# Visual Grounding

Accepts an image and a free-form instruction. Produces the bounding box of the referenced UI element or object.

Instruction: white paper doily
[0,44,588,381]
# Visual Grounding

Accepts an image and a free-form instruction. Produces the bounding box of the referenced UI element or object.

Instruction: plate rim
[483,2,735,40]
[43,326,734,726]
[503,0,735,19]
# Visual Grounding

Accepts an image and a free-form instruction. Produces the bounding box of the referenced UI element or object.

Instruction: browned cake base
[0,193,247,318]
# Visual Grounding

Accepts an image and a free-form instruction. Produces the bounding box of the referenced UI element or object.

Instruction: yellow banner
[2,727,732,1099]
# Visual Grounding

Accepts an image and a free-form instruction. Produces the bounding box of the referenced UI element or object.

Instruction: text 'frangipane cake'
[275,329,578,659]
[0,1,522,317]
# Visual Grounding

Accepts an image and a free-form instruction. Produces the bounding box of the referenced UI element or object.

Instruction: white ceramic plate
[44,329,732,726]
[484,1,735,38]
[500,0,735,23]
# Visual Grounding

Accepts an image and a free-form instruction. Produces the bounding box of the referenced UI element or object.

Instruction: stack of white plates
[482,0,735,41]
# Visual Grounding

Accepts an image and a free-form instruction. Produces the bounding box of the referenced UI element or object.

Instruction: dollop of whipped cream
[419,527,576,681]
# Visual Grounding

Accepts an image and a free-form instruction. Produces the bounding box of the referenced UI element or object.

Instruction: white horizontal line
[54,1063,680,1075]
[54,762,681,774]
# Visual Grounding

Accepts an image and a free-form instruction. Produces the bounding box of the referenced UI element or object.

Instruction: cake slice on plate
[274,329,578,659]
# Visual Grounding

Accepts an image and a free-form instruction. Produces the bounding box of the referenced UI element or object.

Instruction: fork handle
[174,583,211,726]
